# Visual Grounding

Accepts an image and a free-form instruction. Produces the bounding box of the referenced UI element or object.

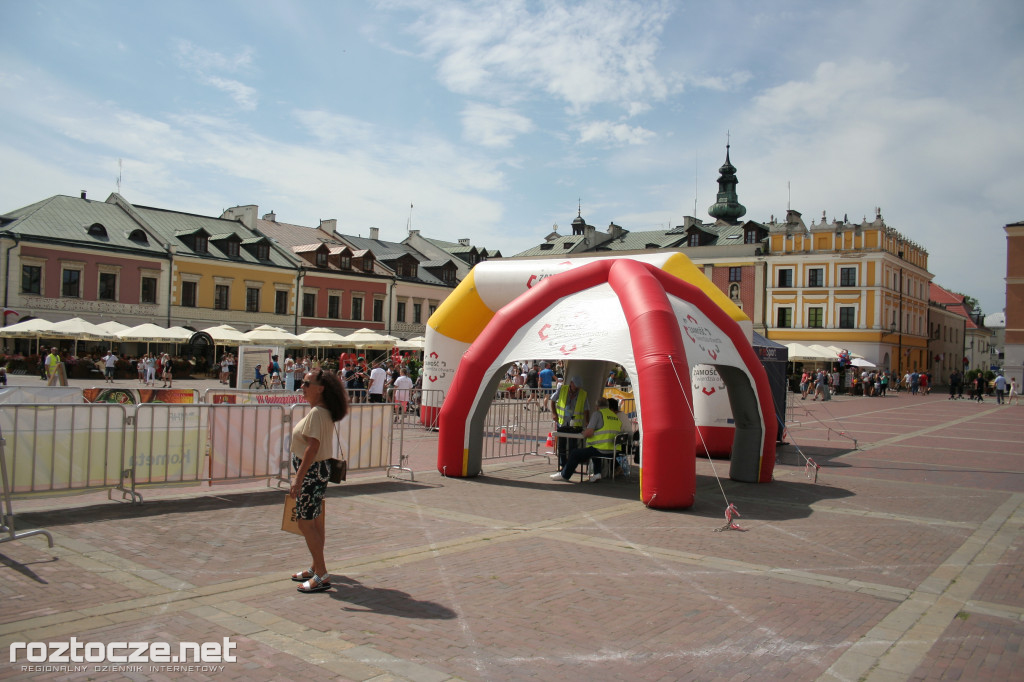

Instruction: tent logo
[682,314,721,360]
[424,352,448,383]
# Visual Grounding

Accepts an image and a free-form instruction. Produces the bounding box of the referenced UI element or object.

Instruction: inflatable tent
[427,253,776,510]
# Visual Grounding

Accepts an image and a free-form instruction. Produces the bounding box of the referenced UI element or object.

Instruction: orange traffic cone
[500,428,507,443]
[545,432,554,448]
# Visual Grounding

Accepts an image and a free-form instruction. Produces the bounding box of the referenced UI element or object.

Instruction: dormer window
[362,255,374,273]
[226,241,239,258]
[744,230,758,244]
[316,251,328,268]
[128,229,149,245]
[256,243,269,260]
[87,223,107,237]
[688,232,700,247]
[340,255,351,269]
[195,234,208,253]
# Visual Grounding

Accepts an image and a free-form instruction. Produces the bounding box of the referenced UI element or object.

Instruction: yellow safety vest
[555,386,588,428]
[586,408,622,453]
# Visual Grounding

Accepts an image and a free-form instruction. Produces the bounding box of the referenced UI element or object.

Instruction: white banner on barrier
[0,387,83,404]
[0,405,127,493]
[132,405,208,484]
[209,406,285,480]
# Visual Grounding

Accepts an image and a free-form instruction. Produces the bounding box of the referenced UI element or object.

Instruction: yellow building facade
[765,209,932,374]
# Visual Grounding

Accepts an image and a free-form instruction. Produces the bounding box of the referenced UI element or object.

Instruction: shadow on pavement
[328,575,457,619]
[0,553,56,584]
[8,478,444,529]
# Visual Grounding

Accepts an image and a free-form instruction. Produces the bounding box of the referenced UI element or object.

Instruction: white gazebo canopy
[49,317,114,340]
[96,320,131,334]
[784,342,835,362]
[0,317,57,337]
[296,327,349,347]
[116,323,193,342]
[201,324,248,343]
[241,324,301,346]
[342,327,401,350]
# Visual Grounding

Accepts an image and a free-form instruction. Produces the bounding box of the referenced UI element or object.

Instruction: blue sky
[1,0,1021,315]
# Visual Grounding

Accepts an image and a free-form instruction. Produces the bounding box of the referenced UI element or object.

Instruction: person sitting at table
[550,375,590,469]
[551,397,621,483]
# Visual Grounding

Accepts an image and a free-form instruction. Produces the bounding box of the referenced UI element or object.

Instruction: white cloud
[174,40,259,110]
[576,120,655,147]
[460,103,534,147]
[402,0,675,113]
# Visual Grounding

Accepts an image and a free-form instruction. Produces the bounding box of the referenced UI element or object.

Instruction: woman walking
[289,369,348,593]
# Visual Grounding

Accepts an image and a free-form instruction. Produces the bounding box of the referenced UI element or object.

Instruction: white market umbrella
[202,324,248,343]
[116,323,193,342]
[395,336,425,350]
[342,327,401,350]
[49,317,113,341]
[0,317,57,337]
[850,357,877,368]
[241,324,301,346]
[96,320,131,334]
[784,342,835,362]
[296,327,349,347]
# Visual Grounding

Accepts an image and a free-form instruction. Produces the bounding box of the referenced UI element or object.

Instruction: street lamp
[897,244,904,378]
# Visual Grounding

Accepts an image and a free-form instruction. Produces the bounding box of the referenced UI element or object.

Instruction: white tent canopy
[0,317,57,337]
[342,328,401,349]
[296,327,349,347]
[96,320,131,334]
[395,336,425,350]
[49,317,113,340]
[241,324,300,345]
[784,342,835,362]
[116,323,193,342]
[850,357,877,368]
[201,324,248,343]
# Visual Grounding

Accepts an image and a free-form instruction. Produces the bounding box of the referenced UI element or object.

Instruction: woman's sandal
[296,573,331,593]
[291,568,315,582]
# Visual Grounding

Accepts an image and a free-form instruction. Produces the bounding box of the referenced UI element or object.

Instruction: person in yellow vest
[44,346,62,385]
[551,397,621,482]
[550,375,590,469]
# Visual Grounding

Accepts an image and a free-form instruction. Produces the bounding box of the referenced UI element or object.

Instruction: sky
[1,0,1021,315]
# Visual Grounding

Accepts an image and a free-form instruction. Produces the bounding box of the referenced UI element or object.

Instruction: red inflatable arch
[437,258,776,510]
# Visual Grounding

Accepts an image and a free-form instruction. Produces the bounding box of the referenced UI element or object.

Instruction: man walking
[368,361,387,403]
[994,373,1007,405]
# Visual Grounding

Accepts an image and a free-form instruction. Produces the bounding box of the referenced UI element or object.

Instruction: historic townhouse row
[0,191,493,338]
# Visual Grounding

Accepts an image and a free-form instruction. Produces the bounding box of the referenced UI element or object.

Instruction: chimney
[682,216,697,229]
[369,227,380,240]
[319,219,337,234]
[458,238,471,246]
[263,211,276,222]
[608,222,623,239]
[584,224,596,247]
[408,229,420,238]
[80,190,87,200]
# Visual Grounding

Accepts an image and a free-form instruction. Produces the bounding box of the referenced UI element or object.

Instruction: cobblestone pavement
[2,378,1023,681]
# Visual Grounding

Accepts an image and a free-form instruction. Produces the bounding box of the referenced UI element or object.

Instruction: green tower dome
[708,144,747,224]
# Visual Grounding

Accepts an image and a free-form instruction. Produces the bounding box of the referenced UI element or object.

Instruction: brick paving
[2,377,1024,680]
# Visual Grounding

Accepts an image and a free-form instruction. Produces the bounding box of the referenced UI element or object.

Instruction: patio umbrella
[342,327,401,350]
[296,327,349,347]
[0,317,57,337]
[850,357,877,368]
[395,336,425,350]
[241,324,301,346]
[201,324,248,343]
[783,342,835,362]
[116,323,193,343]
[96,320,131,334]
[49,317,113,341]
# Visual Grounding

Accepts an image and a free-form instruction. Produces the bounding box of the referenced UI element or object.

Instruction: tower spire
[707,134,746,225]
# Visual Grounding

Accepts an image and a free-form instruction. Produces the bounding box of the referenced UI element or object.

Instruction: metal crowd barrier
[1,426,54,548]
[480,395,550,463]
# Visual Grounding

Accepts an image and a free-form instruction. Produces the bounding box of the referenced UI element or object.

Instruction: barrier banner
[83,388,198,404]
[0,387,82,404]
[0,404,127,493]
[206,390,305,406]
[208,405,285,480]
[132,404,208,484]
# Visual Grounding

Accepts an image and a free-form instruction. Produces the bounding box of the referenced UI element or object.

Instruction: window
[141,277,157,304]
[128,229,149,245]
[776,307,792,328]
[194,234,208,253]
[339,255,351,270]
[87,223,107,237]
[328,295,340,319]
[62,269,81,298]
[840,267,857,287]
[728,267,742,282]
[808,268,824,287]
[839,307,856,329]
[807,307,824,328]
[362,256,374,273]
[302,293,316,317]
[225,241,239,258]
[256,243,269,260]
[413,303,422,324]
[215,285,230,310]
[316,252,328,268]
[275,290,288,315]
[429,304,437,317]
[688,233,700,247]
[373,299,383,322]
[21,265,41,294]
[396,302,406,323]
[181,281,197,307]
[98,273,117,301]
[744,229,758,244]
[246,287,260,313]
[351,296,363,321]
[777,268,793,288]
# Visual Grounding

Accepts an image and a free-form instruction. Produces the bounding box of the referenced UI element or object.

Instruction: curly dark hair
[309,369,348,422]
